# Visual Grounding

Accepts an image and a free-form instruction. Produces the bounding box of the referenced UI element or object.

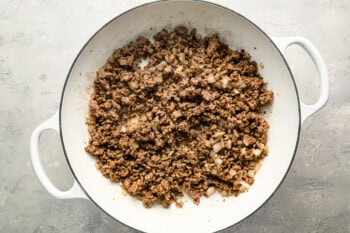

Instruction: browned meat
[85,26,273,208]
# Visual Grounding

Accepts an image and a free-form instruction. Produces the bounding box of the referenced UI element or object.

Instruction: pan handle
[30,111,88,200]
[271,36,329,124]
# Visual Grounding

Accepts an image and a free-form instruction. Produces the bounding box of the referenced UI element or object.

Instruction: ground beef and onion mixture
[85,26,273,208]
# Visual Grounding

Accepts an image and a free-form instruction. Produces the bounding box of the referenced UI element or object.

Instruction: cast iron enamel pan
[30,1,329,232]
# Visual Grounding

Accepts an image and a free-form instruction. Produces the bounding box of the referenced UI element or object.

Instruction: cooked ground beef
[85,26,273,208]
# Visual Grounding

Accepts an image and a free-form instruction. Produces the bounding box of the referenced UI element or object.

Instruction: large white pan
[30,1,329,232]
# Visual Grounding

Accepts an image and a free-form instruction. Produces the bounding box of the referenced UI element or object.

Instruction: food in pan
[85,26,273,208]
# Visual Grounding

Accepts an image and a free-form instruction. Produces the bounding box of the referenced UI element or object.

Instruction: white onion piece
[121,126,126,133]
[232,88,240,95]
[214,158,223,165]
[222,76,229,88]
[207,73,215,83]
[128,81,139,90]
[178,53,185,64]
[213,131,225,138]
[179,90,187,97]
[252,149,262,156]
[172,110,182,118]
[240,180,251,189]
[227,140,232,149]
[247,170,255,177]
[213,142,223,153]
[229,169,236,176]
[206,187,216,196]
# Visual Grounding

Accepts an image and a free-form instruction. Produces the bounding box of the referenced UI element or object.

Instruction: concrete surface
[0,0,349,232]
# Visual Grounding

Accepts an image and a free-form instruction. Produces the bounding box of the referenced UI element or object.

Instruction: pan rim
[59,1,301,232]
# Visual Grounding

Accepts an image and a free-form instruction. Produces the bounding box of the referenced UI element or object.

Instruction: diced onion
[222,76,229,88]
[210,151,217,159]
[173,110,182,118]
[175,65,183,74]
[178,53,185,64]
[229,169,236,176]
[213,131,225,138]
[179,90,187,97]
[240,180,251,189]
[231,134,237,142]
[247,170,255,177]
[254,162,262,172]
[263,145,269,154]
[165,55,170,63]
[252,149,262,156]
[204,140,211,147]
[227,140,232,149]
[258,143,265,150]
[214,158,223,165]
[206,187,216,196]
[232,78,243,88]
[157,61,167,68]
[232,88,240,95]
[128,81,139,90]
[168,151,175,156]
[243,136,250,146]
[213,142,223,153]
[139,56,149,69]
[233,130,239,137]
[207,73,215,83]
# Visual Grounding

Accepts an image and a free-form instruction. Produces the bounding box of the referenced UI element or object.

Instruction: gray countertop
[1,0,349,232]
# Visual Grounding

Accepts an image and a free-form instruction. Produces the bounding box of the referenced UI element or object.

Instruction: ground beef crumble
[85,26,273,208]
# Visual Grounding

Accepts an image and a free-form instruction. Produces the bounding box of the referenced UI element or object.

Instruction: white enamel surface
[30,111,88,200]
[272,36,329,123]
[60,1,300,232]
